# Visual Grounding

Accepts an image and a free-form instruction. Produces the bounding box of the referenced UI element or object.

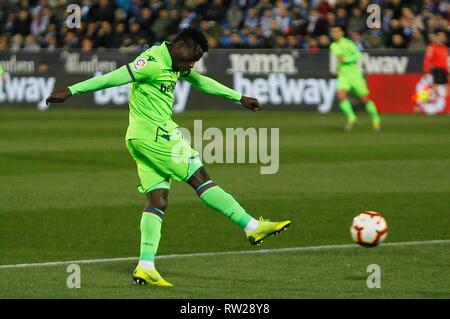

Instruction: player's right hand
[240,95,261,112]
[46,88,72,104]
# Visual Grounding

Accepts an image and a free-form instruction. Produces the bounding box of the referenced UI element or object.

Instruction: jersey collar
[160,41,173,69]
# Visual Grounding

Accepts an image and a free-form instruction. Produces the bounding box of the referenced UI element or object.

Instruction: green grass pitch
[0,108,449,298]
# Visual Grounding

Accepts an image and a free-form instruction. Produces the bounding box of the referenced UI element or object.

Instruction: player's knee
[147,190,169,211]
[360,95,370,104]
[336,91,347,101]
[148,196,168,211]
[187,166,211,190]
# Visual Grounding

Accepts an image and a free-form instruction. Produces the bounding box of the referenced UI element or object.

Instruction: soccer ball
[416,89,430,103]
[350,211,388,247]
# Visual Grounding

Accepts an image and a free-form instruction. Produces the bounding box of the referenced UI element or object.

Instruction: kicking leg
[133,189,173,287]
[187,167,257,230]
[187,167,291,245]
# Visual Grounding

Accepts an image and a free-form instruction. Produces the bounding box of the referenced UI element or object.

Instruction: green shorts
[337,73,369,97]
[126,124,203,194]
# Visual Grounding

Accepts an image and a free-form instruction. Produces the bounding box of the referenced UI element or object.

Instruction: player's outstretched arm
[184,70,261,111]
[46,65,134,105]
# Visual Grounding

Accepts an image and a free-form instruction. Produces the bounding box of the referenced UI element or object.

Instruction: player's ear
[174,41,185,50]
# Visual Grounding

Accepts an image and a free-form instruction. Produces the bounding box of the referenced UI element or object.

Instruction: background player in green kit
[0,65,5,81]
[46,28,291,287]
[330,25,381,131]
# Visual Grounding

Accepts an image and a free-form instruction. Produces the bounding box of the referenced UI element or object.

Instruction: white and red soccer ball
[350,211,388,247]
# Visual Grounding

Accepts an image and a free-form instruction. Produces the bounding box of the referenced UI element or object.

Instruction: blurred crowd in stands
[0,0,448,52]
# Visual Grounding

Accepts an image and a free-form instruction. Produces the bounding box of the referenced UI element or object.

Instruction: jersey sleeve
[126,56,162,82]
[183,70,242,102]
[343,41,362,64]
[68,65,133,95]
[423,45,433,73]
[330,43,342,57]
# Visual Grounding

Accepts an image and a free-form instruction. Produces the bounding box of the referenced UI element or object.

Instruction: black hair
[172,27,208,54]
[331,25,345,31]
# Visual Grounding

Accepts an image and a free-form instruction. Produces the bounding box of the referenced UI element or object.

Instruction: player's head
[331,25,345,41]
[428,32,436,43]
[435,31,447,45]
[169,27,208,74]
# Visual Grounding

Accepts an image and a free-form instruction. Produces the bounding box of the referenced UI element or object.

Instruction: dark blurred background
[0,0,448,53]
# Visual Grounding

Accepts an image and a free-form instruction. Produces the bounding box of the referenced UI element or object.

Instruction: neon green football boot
[372,119,381,131]
[345,119,358,131]
[133,266,173,287]
[246,217,291,245]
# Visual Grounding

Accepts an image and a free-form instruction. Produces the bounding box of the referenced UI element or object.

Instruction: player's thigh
[431,68,448,85]
[126,139,171,194]
[351,76,370,98]
[170,139,204,183]
[127,133,203,184]
[337,75,351,95]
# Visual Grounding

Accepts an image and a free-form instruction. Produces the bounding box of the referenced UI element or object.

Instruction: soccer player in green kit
[330,25,381,131]
[0,65,5,81]
[46,28,291,287]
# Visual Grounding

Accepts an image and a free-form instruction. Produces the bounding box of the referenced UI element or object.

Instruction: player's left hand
[46,88,72,105]
[240,96,261,112]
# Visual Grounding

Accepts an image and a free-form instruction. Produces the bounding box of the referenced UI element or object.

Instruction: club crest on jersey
[132,58,148,72]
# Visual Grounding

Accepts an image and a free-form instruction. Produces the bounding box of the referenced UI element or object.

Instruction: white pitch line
[0,239,449,270]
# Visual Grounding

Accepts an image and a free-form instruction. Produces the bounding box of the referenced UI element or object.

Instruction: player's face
[437,33,447,45]
[331,28,343,41]
[172,43,203,73]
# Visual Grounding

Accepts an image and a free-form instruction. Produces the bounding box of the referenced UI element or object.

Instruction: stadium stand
[0,0,448,52]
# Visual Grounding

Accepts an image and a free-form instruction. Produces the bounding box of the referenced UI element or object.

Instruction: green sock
[339,99,357,122]
[196,180,254,228]
[139,207,164,262]
[365,100,380,123]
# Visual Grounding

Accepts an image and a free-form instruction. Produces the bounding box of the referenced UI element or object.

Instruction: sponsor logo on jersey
[160,82,176,93]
